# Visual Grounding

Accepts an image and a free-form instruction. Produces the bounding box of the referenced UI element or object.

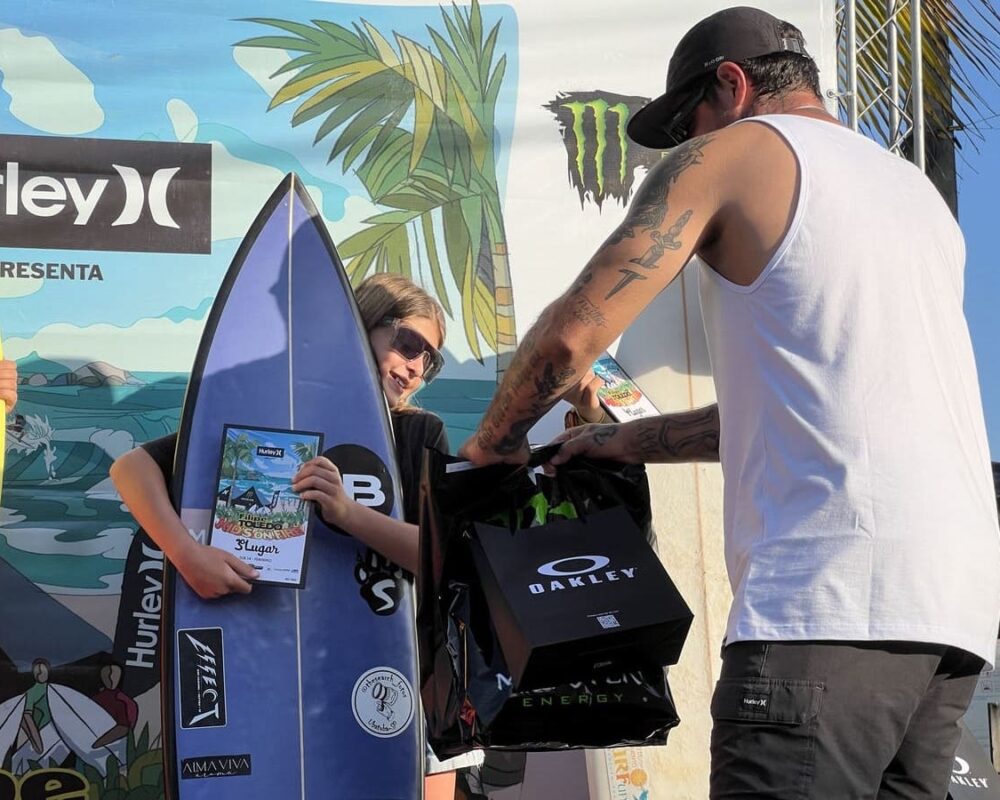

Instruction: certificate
[208,424,323,588]
[594,353,660,422]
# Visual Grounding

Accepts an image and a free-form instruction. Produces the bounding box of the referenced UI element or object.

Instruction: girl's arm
[293,457,417,573]
[110,447,259,598]
[0,359,17,411]
[562,369,613,426]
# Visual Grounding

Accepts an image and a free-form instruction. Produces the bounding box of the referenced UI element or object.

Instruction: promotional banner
[0,1,835,797]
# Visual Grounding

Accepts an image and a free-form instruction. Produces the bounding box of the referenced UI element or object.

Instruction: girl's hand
[562,370,605,423]
[0,359,18,411]
[293,457,352,527]
[174,541,258,599]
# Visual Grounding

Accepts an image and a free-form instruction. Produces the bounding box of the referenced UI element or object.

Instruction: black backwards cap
[627,6,809,149]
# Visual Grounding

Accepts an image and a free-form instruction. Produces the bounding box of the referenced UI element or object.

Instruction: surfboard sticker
[162,173,422,800]
[176,627,227,730]
[351,667,415,739]
[180,753,253,780]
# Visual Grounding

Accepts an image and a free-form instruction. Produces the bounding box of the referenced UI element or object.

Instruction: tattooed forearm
[631,405,720,463]
[565,294,607,328]
[569,268,594,296]
[473,137,714,458]
[535,361,576,399]
[476,315,580,456]
[493,417,539,455]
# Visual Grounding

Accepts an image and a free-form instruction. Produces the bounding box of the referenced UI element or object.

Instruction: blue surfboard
[163,174,422,800]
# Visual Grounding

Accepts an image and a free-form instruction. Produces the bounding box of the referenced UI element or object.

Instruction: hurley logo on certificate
[208,425,323,588]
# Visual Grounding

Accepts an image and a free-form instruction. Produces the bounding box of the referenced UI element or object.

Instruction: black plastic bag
[417,446,685,757]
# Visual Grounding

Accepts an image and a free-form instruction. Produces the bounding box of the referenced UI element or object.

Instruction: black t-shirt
[140,409,447,524]
[390,410,448,523]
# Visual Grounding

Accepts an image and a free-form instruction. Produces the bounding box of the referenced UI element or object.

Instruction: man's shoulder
[642,125,769,192]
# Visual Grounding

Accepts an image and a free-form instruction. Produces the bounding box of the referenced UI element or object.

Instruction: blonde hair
[354,274,447,409]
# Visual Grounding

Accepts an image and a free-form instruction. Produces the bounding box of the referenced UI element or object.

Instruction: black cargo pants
[710,640,984,799]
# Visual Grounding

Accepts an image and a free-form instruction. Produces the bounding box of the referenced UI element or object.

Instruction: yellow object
[0,334,5,505]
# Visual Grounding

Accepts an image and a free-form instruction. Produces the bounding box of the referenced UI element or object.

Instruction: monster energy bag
[417,446,688,756]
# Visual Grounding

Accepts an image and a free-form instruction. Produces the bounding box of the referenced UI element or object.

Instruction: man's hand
[292,457,353,526]
[546,423,634,469]
[0,359,18,411]
[174,541,258,599]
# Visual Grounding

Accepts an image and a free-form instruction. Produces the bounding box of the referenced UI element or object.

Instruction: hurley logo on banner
[0,133,211,253]
[178,627,227,729]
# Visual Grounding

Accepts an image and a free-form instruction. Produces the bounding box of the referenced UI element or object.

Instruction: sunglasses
[664,83,709,148]
[380,317,444,383]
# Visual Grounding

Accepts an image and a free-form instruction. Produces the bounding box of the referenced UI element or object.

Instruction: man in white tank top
[460,6,1000,799]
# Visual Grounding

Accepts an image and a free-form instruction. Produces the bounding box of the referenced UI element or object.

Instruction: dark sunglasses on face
[665,83,709,148]
[380,316,444,383]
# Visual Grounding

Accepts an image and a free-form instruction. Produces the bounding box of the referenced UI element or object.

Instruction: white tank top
[699,114,1000,664]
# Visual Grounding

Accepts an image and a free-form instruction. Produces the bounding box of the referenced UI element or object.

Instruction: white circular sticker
[351,667,415,738]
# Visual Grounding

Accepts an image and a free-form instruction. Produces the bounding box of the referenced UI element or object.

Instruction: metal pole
[911,0,926,171]
[887,0,901,151]
[847,0,859,129]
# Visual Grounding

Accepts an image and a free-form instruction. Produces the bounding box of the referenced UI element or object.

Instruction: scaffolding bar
[839,0,926,170]
[910,0,926,171]
[847,0,859,129]
[887,0,900,152]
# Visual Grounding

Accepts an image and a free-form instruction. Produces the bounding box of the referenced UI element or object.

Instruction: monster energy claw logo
[546,91,659,209]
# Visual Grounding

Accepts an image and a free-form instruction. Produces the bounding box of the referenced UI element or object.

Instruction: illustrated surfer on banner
[0,659,128,777]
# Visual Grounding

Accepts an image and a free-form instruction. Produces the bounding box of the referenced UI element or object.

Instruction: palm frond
[239,0,513,362]
[846,0,1000,147]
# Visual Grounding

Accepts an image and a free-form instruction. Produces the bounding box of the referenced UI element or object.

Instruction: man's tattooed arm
[465,134,721,462]
[630,405,720,463]
[603,135,713,247]
[475,317,580,457]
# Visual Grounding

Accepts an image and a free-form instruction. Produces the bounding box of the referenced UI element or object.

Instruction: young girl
[111,274,475,797]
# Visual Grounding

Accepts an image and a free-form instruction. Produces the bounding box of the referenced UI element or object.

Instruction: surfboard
[163,174,422,799]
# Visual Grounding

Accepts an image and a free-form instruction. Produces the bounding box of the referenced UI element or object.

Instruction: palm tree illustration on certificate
[238,0,516,377]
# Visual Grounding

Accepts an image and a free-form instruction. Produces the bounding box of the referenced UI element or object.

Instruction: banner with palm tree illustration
[6,1,1000,796]
[238,0,517,373]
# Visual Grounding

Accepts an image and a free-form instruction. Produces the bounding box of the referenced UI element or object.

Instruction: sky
[957,59,1000,459]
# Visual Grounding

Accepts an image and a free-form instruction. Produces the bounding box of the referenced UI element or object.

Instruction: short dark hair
[695,21,820,106]
[738,22,820,100]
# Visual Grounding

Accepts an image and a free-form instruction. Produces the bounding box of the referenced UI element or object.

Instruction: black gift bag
[947,720,1000,800]
[417,446,691,756]
[470,505,692,690]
